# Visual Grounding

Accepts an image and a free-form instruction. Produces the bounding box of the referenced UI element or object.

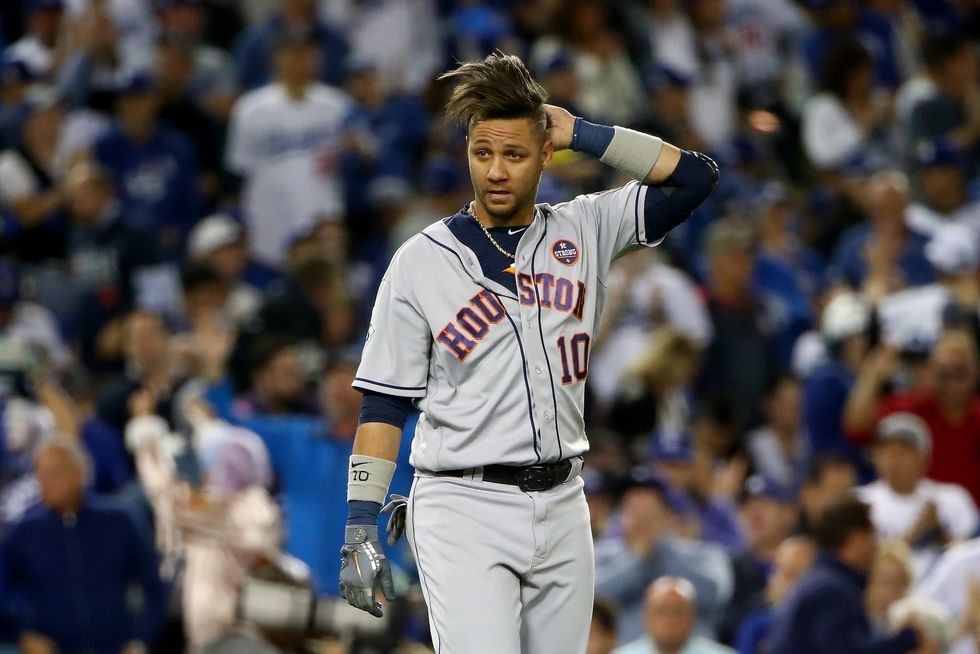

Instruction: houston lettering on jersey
[436,280,586,361]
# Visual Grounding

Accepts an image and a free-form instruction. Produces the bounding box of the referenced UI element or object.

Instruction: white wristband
[599,126,664,181]
[347,454,396,504]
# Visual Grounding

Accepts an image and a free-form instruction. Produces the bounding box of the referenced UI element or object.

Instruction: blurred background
[0,0,978,652]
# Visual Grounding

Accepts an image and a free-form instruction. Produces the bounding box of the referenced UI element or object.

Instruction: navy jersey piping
[353,377,426,391]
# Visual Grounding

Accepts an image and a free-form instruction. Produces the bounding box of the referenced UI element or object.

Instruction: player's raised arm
[544,103,719,245]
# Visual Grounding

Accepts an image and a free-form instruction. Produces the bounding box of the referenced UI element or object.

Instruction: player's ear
[541,136,553,167]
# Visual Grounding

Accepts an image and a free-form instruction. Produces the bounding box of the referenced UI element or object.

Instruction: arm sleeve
[359,391,416,429]
[352,262,431,398]
[642,150,719,243]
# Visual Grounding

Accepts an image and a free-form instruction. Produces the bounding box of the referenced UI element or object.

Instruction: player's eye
[474,149,490,158]
[506,152,525,160]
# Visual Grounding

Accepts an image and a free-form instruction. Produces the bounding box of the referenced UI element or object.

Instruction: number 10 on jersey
[557,334,591,385]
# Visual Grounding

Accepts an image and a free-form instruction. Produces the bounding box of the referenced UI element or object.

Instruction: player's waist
[423,456,584,493]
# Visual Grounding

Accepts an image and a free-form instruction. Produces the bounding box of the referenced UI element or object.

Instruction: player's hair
[439,52,548,133]
[812,495,873,552]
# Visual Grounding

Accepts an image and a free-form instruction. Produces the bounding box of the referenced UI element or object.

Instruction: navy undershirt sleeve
[643,150,719,243]
[358,390,416,429]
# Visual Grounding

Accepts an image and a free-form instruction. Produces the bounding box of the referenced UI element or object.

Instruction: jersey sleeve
[572,180,658,267]
[352,270,431,399]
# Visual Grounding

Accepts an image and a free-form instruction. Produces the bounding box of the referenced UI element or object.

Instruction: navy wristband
[347,499,382,526]
[570,117,614,158]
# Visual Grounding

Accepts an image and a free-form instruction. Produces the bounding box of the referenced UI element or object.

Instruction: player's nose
[487,160,508,182]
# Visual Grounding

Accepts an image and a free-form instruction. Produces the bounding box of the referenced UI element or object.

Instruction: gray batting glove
[381,494,408,546]
[339,525,396,617]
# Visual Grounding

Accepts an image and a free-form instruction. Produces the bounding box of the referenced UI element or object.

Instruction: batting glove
[339,525,396,617]
[381,494,408,545]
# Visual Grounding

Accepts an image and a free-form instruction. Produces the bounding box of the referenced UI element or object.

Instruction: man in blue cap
[92,70,202,259]
[6,0,62,81]
[906,137,979,237]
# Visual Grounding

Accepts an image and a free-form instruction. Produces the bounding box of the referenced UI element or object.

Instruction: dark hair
[921,33,968,71]
[592,596,618,634]
[438,52,548,132]
[820,40,873,98]
[812,495,873,551]
[804,454,855,487]
[181,260,224,293]
[248,334,296,378]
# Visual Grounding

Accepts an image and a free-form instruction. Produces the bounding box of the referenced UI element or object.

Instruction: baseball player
[339,53,718,653]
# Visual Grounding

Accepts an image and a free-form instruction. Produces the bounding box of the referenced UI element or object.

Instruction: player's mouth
[487,190,511,201]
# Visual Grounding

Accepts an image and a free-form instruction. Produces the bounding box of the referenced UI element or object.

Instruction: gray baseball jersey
[353,180,660,471]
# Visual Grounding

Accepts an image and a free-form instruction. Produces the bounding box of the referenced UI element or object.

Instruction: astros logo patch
[552,239,579,266]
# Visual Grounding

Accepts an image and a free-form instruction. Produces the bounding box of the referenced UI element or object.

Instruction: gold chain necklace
[466,202,527,260]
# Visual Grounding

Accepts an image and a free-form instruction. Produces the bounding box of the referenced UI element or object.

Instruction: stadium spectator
[798,455,858,535]
[613,577,735,654]
[92,71,202,258]
[845,330,980,503]
[317,354,361,443]
[530,0,646,126]
[828,171,933,301]
[720,476,799,643]
[320,0,441,96]
[866,540,916,631]
[234,335,316,419]
[126,393,279,650]
[153,35,225,207]
[913,537,980,654]
[798,0,906,90]
[595,254,711,409]
[803,292,873,473]
[0,260,70,373]
[225,26,350,268]
[0,57,34,149]
[905,34,980,175]
[153,0,238,116]
[232,0,348,90]
[733,536,817,654]
[61,162,163,368]
[698,218,780,436]
[595,470,733,645]
[0,85,67,263]
[801,40,892,173]
[341,61,429,219]
[94,310,183,434]
[605,327,703,447]
[185,213,267,326]
[744,376,808,489]
[856,413,978,572]
[765,495,926,654]
[5,0,62,81]
[1,435,167,654]
[905,138,980,237]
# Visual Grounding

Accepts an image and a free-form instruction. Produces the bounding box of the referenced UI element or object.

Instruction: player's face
[467,117,553,225]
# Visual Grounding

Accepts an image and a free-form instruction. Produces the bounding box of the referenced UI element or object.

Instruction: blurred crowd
[0,0,978,652]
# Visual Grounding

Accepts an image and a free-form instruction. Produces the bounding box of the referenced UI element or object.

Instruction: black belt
[434,459,576,492]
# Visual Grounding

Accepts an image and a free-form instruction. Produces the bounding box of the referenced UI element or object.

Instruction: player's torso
[406,206,606,470]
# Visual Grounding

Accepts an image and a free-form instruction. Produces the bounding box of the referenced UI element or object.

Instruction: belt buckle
[518,465,555,492]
